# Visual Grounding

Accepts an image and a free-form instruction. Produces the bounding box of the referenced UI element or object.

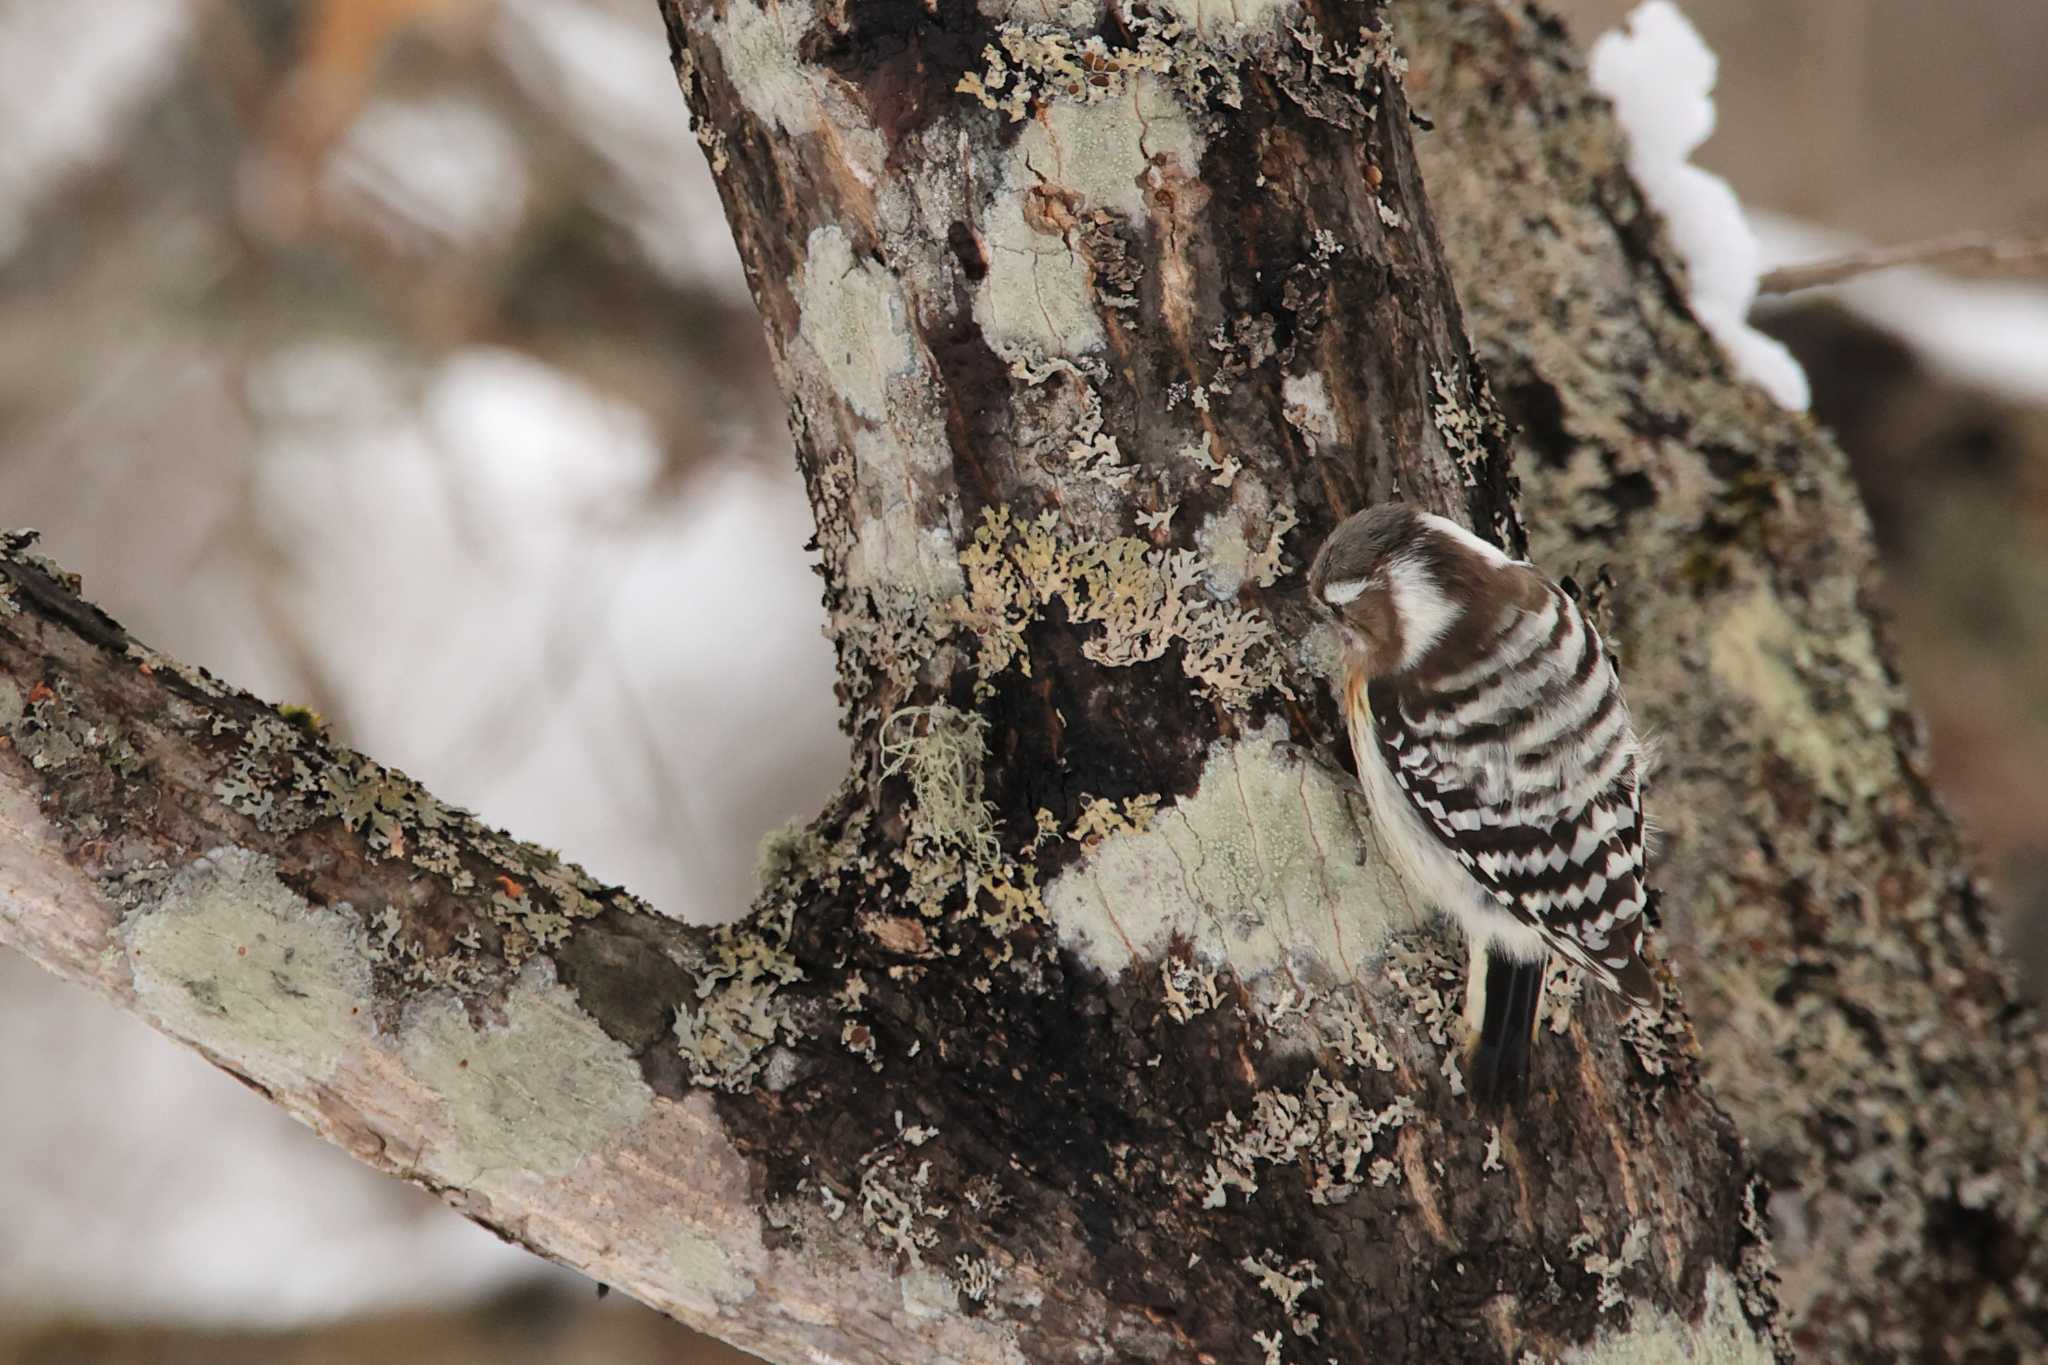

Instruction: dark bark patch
[802,1,998,167]
[556,908,699,1054]
[1500,376,1575,468]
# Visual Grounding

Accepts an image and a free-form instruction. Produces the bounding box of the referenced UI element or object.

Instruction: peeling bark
[0,2,1821,1362]
[1398,4,2048,1360]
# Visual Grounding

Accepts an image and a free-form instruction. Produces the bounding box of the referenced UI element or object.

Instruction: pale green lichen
[673,897,804,1090]
[791,226,962,603]
[125,848,375,1087]
[958,18,1250,122]
[796,226,915,425]
[1283,339,1342,444]
[1570,1219,1651,1316]
[1006,351,1139,487]
[1706,586,1894,804]
[1032,74,1200,220]
[207,716,615,983]
[8,679,85,772]
[708,0,821,135]
[1195,487,1296,597]
[953,1251,1000,1303]
[755,819,828,891]
[1548,1267,1778,1364]
[971,71,1202,356]
[667,1229,758,1312]
[1185,431,1243,488]
[1043,720,1404,977]
[401,962,651,1183]
[1155,0,1302,36]
[827,583,951,702]
[1161,953,1226,1022]
[214,714,321,833]
[899,1264,962,1319]
[675,798,877,1089]
[709,0,886,182]
[858,1129,949,1263]
[1430,365,1491,486]
[1241,1249,1322,1339]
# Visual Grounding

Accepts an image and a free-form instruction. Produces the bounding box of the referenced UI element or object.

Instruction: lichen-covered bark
[0,2,1789,1362]
[1396,4,2048,1360]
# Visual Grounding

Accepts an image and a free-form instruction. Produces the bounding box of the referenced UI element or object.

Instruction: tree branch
[1759,232,2048,295]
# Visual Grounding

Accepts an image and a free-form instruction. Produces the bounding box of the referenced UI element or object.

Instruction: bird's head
[1308,501,1522,680]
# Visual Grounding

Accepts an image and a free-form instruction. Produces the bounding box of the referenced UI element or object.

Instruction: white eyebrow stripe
[1323,577,1370,606]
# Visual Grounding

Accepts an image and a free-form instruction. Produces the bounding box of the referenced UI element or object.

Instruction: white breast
[1345,673,1550,963]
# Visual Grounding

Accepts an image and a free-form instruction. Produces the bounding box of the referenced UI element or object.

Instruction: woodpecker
[1308,502,1658,1105]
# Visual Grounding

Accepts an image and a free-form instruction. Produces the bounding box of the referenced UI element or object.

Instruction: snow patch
[1589,2,1809,411]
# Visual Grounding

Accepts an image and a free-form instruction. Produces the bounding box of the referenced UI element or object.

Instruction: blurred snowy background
[0,0,2043,1360]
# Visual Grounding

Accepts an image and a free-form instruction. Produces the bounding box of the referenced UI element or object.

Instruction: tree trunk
[1396,6,2048,1360]
[6,0,1956,1359]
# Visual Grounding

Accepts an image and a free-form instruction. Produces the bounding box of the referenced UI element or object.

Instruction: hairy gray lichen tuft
[881,703,1003,916]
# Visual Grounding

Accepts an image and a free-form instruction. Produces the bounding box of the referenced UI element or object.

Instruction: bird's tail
[1468,948,1544,1108]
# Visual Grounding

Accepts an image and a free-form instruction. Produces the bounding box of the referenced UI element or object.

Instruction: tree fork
[0,3,1814,1362]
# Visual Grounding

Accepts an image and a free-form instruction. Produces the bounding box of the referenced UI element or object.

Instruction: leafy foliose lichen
[1196,1068,1419,1210]
[674,895,805,1091]
[948,505,1290,709]
[207,715,617,985]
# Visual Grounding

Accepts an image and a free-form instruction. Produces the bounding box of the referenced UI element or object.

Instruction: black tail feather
[1469,951,1544,1108]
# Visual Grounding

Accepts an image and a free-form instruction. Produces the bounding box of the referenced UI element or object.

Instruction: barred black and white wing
[1367,584,1658,1002]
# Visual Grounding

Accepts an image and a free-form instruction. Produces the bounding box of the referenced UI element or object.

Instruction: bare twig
[1760,232,2048,295]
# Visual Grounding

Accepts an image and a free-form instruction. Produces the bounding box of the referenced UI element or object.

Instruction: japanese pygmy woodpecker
[1309,502,1659,1105]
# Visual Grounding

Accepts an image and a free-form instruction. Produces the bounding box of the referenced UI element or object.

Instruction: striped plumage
[1310,502,1658,1104]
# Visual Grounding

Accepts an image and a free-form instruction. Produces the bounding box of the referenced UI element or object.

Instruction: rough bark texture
[1396,5,2048,1361]
[0,2,1806,1362]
